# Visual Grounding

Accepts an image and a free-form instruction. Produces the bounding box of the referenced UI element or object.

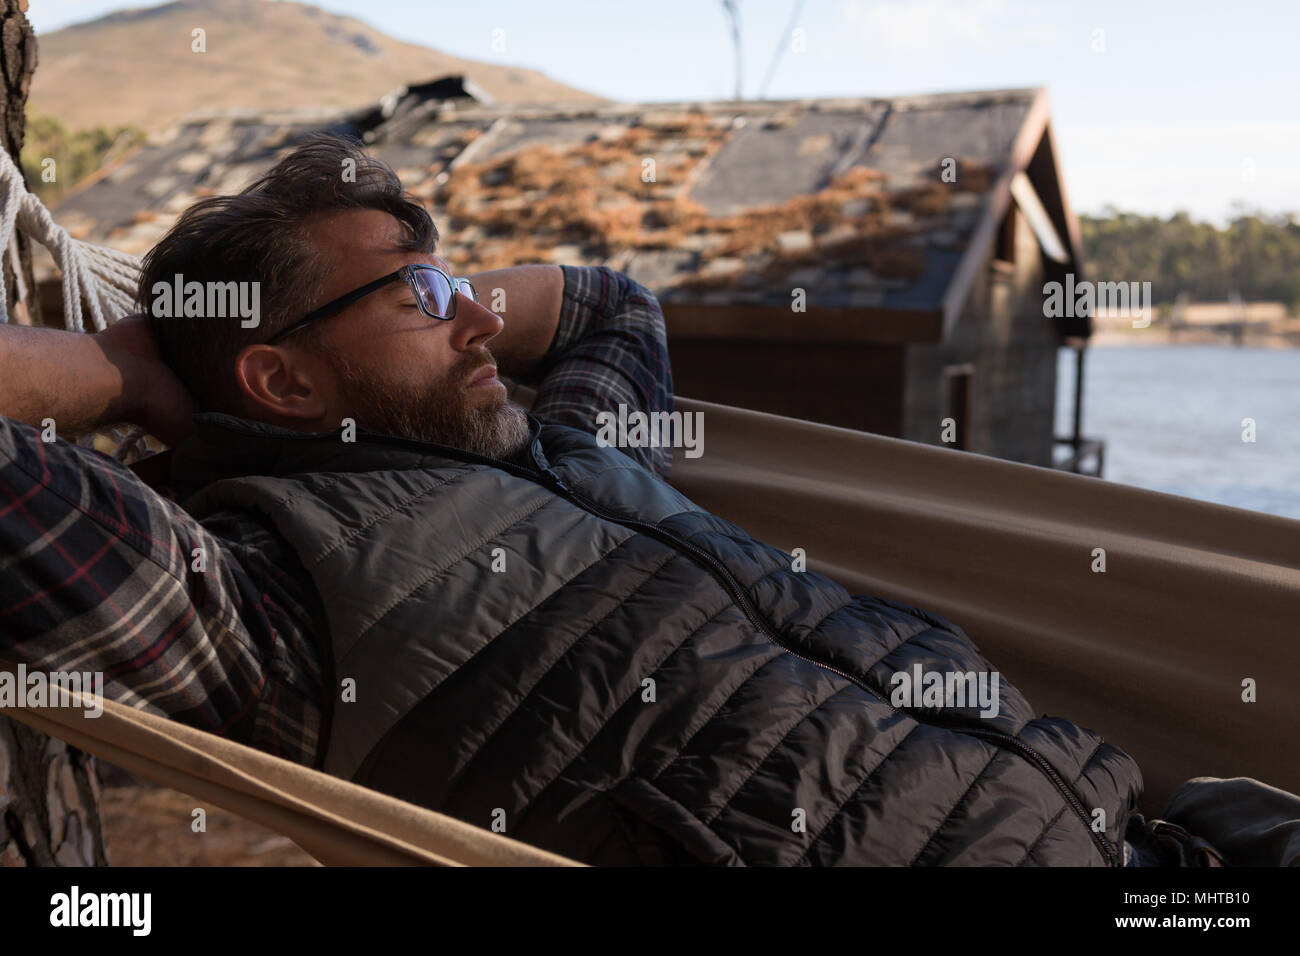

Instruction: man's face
[289,208,531,459]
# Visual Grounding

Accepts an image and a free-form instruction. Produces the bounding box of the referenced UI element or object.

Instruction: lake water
[1055,345,1300,519]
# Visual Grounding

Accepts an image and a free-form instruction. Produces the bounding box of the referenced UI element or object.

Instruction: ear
[234,344,332,422]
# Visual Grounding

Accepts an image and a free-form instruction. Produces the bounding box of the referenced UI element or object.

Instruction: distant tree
[20,112,145,204]
[1080,209,1300,313]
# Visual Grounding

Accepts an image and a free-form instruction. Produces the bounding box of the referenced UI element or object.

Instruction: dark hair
[138,131,438,412]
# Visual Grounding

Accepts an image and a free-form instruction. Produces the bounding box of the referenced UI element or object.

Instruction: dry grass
[429,119,992,293]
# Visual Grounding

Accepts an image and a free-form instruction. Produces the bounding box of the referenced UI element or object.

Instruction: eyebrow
[374,262,454,302]
[377,277,414,301]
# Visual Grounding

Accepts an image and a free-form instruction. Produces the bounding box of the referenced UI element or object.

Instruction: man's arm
[467,264,564,385]
[0,320,325,766]
[0,412,327,764]
[466,263,677,478]
[525,265,674,479]
[0,316,196,444]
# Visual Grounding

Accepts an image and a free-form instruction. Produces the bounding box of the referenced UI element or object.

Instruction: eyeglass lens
[412,269,476,318]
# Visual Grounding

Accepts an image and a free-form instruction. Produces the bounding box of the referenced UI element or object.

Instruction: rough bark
[1,0,41,326]
[0,0,109,868]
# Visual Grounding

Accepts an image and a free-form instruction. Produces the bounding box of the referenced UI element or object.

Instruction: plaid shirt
[0,265,672,770]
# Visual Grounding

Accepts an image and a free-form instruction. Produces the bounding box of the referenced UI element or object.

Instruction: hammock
[3,147,1299,867]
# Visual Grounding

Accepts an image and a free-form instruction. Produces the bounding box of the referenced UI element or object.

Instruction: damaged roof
[51,77,1081,341]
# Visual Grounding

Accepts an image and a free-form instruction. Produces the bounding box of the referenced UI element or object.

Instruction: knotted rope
[0,146,149,459]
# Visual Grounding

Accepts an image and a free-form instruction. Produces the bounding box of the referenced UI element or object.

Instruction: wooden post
[0,0,109,868]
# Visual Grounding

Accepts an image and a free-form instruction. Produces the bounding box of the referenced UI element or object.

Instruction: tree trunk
[0,0,109,868]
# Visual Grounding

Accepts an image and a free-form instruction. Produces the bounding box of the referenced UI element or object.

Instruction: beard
[319,344,532,460]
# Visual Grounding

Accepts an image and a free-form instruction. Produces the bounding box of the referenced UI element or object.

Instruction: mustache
[456,348,496,385]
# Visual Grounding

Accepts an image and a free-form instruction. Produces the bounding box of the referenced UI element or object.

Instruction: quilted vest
[170,411,1143,866]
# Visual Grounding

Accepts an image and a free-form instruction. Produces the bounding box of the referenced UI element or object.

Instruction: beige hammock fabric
[5,393,1299,866]
[3,673,581,866]
[664,397,1300,815]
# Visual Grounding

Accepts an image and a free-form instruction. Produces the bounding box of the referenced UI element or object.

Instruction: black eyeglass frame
[266,264,478,345]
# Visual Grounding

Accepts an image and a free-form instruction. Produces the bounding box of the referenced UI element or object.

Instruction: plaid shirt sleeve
[0,416,327,768]
[528,265,675,479]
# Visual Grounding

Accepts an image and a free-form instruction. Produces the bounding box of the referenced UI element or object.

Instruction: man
[0,133,1182,866]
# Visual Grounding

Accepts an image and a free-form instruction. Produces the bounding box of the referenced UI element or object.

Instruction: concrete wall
[902,208,1059,467]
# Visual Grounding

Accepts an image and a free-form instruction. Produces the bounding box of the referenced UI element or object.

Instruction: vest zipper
[337,427,1120,866]
[530,467,1119,867]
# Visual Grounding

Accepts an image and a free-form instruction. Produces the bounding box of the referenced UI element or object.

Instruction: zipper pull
[539,467,573,496]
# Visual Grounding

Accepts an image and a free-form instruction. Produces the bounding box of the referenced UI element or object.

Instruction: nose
[448,292,504,351]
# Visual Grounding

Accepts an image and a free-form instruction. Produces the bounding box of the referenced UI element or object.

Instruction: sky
[29,0,1300,225]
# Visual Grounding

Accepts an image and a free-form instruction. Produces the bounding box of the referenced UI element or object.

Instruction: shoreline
[1088,329,1300,349]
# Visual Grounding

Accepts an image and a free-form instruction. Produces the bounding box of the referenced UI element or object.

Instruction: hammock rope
[0,146,149,459]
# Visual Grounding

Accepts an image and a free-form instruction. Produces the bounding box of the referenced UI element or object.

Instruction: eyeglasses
[266,264,478,345]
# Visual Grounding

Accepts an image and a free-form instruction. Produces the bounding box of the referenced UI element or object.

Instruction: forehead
[310,207,448,276]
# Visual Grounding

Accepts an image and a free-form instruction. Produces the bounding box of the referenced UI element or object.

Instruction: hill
[28,0,608,134]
